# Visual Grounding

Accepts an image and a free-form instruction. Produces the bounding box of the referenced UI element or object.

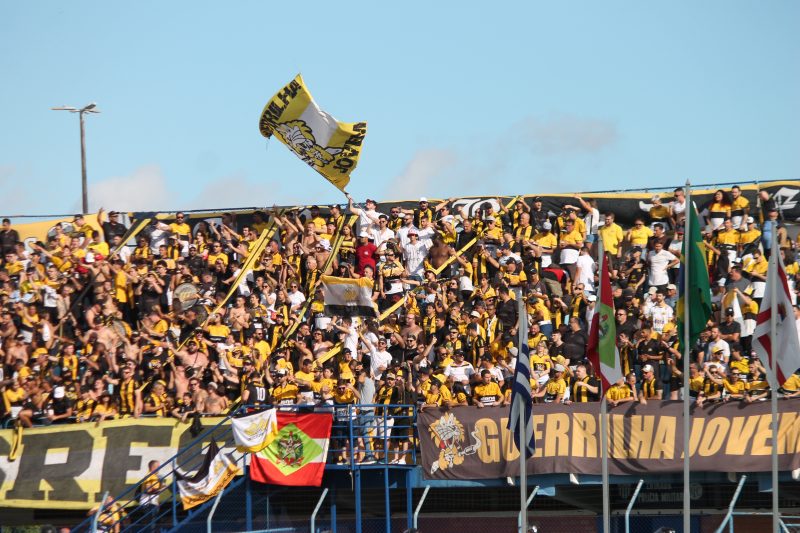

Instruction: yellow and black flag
[259,74,367,192]
[175,440,240,510]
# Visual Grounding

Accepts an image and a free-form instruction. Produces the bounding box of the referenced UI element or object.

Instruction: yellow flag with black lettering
[259,74,367,192]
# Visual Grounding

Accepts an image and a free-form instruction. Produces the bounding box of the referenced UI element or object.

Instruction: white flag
[752,250,800,387]
[231,409,278,453]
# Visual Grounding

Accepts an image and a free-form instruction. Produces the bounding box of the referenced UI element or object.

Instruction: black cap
[725,307,735,315]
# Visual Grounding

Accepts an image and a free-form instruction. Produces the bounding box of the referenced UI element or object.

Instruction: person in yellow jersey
[565,364,600,404]
[472,369,502,408]
[780,369,800,399]
[598,212,624,263]
[271,368,299,407]
[639,364,662,403]
[714,218,739,265]
[705,367,747,402]
[626,217,653,251]
[534,364,567,403]
[729,185,750,229]
[605,375,636,407]
[332,378,362,463]
[139,459,165,528]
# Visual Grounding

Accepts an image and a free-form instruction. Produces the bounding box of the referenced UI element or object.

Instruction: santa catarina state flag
[250,411,333,486]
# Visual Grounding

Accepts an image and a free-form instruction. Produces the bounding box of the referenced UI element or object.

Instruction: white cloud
[384,114,618,199]
[89,165,174,212]
[516,114,618,156]
[382,149,458,199]
[186,173,286,211]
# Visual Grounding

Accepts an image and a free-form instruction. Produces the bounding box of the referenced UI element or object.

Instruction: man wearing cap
[355,229,378,275]
[444,350,475,392]
[535,364,567,403]
[719,307,741,344]
[400,197,434,228]
[530,220,557,269]
[738,216,761,257]
[101,210,128,241]
[271,369,298,407]
[402,229,429,281]
[395,212,418,248]
[347,194,381,236]
[639,364,662,402]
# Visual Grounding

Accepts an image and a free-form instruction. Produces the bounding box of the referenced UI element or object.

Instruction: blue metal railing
[74,403,418,533]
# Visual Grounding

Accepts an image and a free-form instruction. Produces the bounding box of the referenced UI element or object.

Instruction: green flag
[677,202,712,347]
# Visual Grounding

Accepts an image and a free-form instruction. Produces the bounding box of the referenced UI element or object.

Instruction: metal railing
[73,403,419,533]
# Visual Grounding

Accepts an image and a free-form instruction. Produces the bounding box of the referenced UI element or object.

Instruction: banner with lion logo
[259,74,367,192]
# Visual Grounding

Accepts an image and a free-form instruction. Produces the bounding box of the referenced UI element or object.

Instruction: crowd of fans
[0,187,799,454]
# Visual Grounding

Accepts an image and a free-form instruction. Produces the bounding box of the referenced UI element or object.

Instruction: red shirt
[356,242,377,274]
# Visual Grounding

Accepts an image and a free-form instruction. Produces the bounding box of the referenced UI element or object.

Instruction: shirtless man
[187,376,208,413]
[228,296,250,338]
[426,235,451,271]
[202,382,228,414]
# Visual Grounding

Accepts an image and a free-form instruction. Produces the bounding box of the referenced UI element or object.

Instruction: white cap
[359,230,370,238]
[642,364,654,373]
[746,216,755,223]
[318,239,332,251]
[667,283,677,291]
[508,347,519,357]
[554,364,565,372]
[53,386,65,399]
[420,197,428,202]
[587,294,597,302]
[543,221,552,230]
[648,286,658,295]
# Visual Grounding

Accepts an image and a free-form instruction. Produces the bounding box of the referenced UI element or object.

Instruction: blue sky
[1,1,798,216]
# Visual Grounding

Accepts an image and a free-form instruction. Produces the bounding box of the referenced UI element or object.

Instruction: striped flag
[587,243,623,391]
[752,248,800,387]
[176,440,240,510]
[250,412,333,486]
[321,275,378,317]
[507,343,535,455]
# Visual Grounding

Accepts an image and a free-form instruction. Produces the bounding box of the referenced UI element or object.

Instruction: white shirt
[444,361,475,383]
[647,303,674,334]
[575,254,596,292]
[707,338,731,363]
[647,250,677,286]
[371,227,395,252]
[396,225,418,248]
[404,241,430,277]
[369,348,393,379]
[287,289,306,309]
[416,226,436,246]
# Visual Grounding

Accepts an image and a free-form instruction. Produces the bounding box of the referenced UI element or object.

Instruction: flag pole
[770,229,780,533]
[601,397,610,532]
[596,238,611,533]
[516,287,528,533]
[682,181,692,533]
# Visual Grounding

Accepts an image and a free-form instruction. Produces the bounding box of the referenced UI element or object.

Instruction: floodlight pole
[52,103,99,214]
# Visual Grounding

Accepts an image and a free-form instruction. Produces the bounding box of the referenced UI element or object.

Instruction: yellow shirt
[532,231,558,252]
[606,384,633,401]
[715,229,739,247]
[560,228,584,248]
[628,226,653,247]
[207,252,229,267]
[473,382,502,405]
[598,223,624,255]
